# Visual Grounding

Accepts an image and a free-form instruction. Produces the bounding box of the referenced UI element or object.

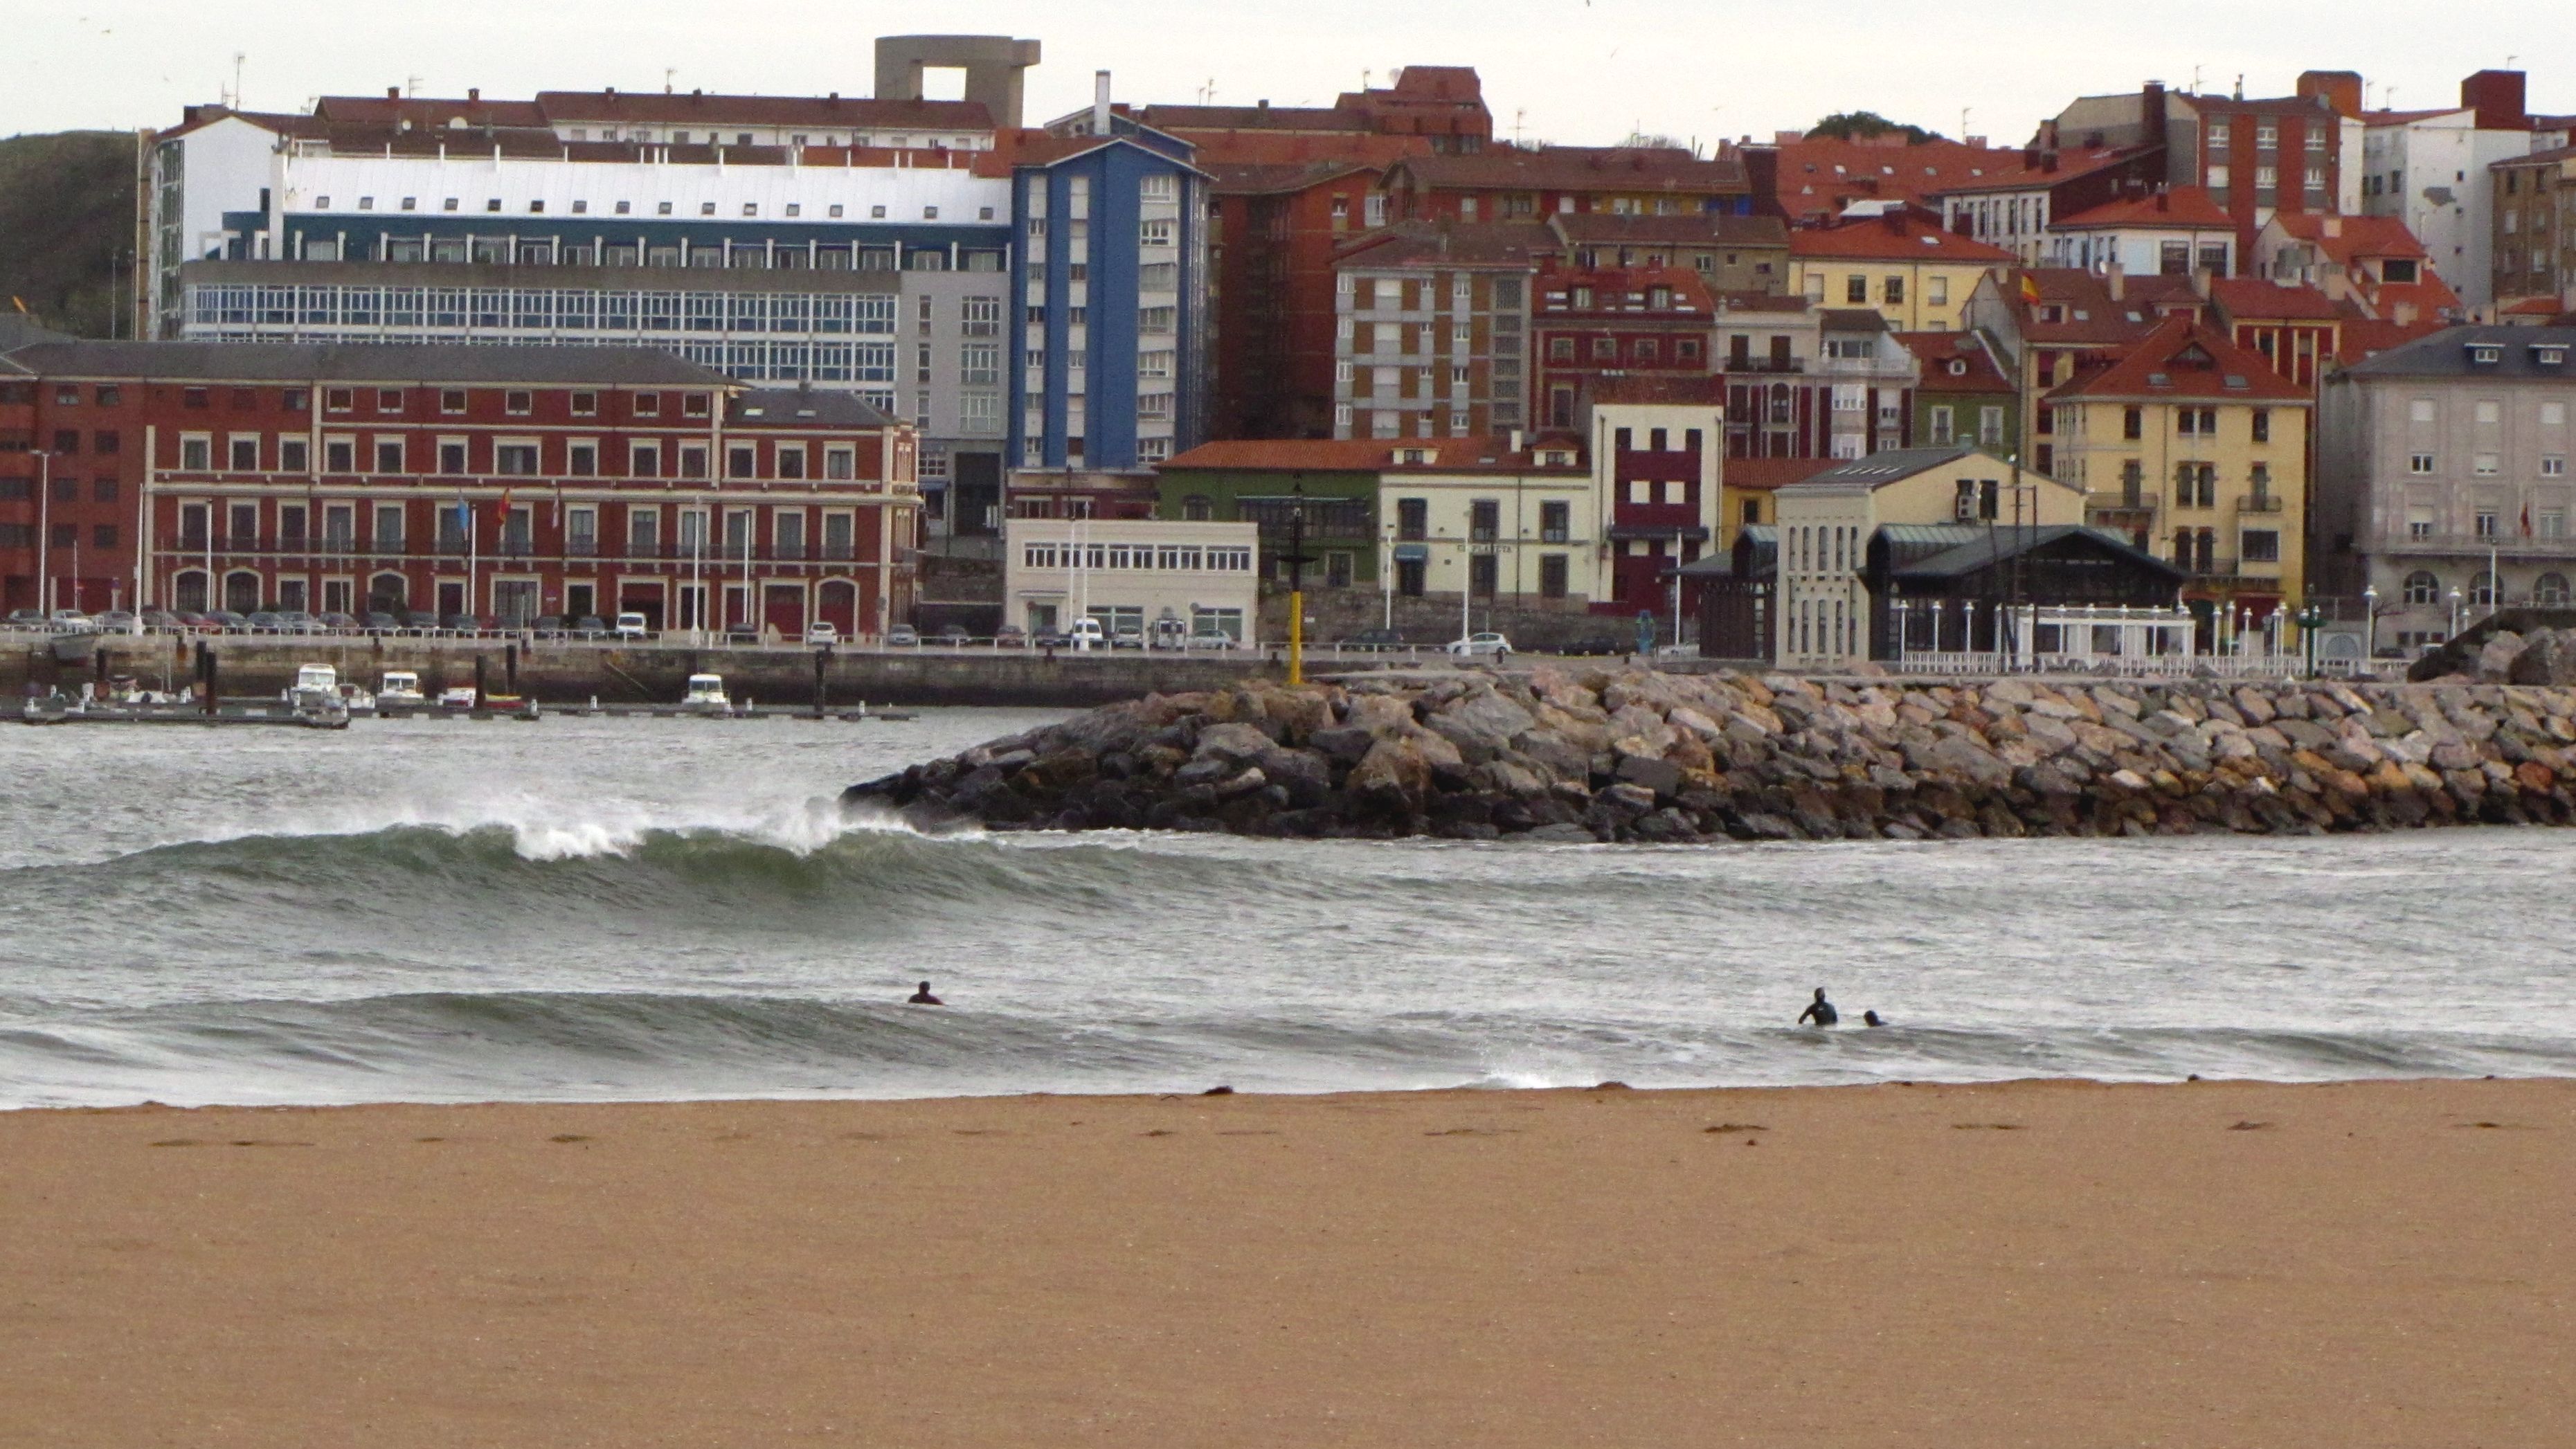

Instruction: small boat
[286,665,350,721]
[377,671,426,710]
[435,685,480,710]
[339,682,378,715]
[681,673,731,715]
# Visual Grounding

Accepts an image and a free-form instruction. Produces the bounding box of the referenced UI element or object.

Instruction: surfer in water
[907,980,944,1006]
[1863,1010,1886,1027]
[1797,988,1839,1027]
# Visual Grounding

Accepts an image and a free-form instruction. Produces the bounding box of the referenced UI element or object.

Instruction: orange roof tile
[1789,212,2016,263]
[2209,278,2344,321]
[2049,186,2235,231]
[2048,317,2311,403]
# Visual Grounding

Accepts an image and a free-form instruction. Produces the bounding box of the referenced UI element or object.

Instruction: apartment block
[1331,222,1547,440]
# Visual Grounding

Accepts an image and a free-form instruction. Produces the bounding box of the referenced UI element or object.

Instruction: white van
[1067,618,1106,651]
[614,612,649,640]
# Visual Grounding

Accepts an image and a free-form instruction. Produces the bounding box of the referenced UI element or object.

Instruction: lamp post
[2448,586,2464,640]
[2361,584,2379,661]
[1280,484,1315,686]
[2294,599,2327,679]
[34,449,53,613]
[1379,522,1394,631]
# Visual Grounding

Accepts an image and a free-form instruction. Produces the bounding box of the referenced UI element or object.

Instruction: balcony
[1722,357,1806,375]
[2384,531,2576,559]
[2237,493,2284,514]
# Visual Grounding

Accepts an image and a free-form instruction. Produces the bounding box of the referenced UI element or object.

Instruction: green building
[1900,330,2021,460]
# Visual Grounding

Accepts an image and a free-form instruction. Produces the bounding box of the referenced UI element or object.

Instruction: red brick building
[0,340,917,635]
[1534,265,1718,430]
[1745,133,2039,226]
[1380,145,1751,226]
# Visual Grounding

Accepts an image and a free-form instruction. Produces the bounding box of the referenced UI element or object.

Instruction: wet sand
[3,1077,2570,1446]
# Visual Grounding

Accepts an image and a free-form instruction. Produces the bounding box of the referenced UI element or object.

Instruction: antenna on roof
[404,74,421,99]
[228,51,244,109]
[665,68,676,96]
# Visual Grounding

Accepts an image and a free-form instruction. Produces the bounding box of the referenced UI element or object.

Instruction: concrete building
[1584,379,1727,629]
[2044,187,2238,277]
[1379,145,1751,226]
[1378,439,1598,624]
[1787,212,2017,332]
[2361,71,2549,312]
[1330,222,1547,440]
[1533,263,1715,430]
[2253,213,2460,325]
[2318,325,2576,651]
[0,339,918,631]
[1547,212,1790,295]
[2490,145,2576,314]
[1765,444,2086,668]
[2046,317,2312,621]
[2046,75,2366,266]
[1932,147,2170,267]
[1001,516,1257,642]
[1713,294,1920,460]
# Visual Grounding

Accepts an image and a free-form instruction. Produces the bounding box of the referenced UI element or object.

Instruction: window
[374,439,403,473]
[228,437,259,471]
[505,390,533,415]
[1140,219,1175,248]
[1540,500,1570,543]
[325,438,354,473]
[728,445,757,479]
[325,388,354,413]
[280,438,308,472]
[2475,453,2501,476]
[2403,570,2440,605]
[440,389,467,415]
[1883,275,1904,305]
[2242,529,2280,563]
[2123,406,2143,440]
[569,443,597,477]
[2546,456,2568,478]
[495,443,538,476]
[1396,497,1428,541]
[2409,453,2435,474]
[1540,553,1569,599]
[1928,406,1954,444]
[1845,275,1868,305]
[2477,510,2501,538]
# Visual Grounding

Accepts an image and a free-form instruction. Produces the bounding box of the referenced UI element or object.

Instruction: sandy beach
[3,1077,2569,1446]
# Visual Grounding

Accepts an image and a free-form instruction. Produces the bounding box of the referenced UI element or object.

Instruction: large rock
[1426,689,1538,763]
[2510,629,2576,686]
[2477,631,2528,682]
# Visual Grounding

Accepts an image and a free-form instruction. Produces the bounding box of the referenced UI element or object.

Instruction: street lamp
[2361,584,2379,660]
[2294,598,2327,678]
[2448,586,2464,640]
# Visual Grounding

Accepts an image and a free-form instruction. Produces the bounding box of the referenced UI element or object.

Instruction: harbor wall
[6,634,1285,710]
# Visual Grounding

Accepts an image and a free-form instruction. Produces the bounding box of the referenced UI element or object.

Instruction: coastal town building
[1756,444,2089,668]
[1546,212,1790,294]
[1000,516,1258,642]
[2045,75,2366,266]
[2252,213,2460,324]
[1330,222,1547,440]
[1787,212,2017,332]
[1532,263,1715,429]
[2317,325,2576,651]
[2042,187,2239,277]
[2361,71,2551,311]
[1583,379,1727,625]
[2489,145,2576,314]
[2044,316,2312,624]
[1741,132,2033,226]
[1377,145,1751,226]
[1898,330,2018,456]
[0,339,919,632]
[1931,146,2169,267]
[138,36,1210,545]
[1711,294,1920,460]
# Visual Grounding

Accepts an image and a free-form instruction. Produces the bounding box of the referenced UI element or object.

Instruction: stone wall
[847,666,2576,843]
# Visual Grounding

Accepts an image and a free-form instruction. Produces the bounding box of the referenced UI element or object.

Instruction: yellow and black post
[1283,483,1315,687]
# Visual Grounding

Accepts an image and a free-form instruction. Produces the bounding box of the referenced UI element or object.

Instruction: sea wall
[6,634,1281,709]
[844,665,2576,843]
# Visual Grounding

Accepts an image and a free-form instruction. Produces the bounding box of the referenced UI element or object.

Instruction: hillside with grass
[0,130,137,339]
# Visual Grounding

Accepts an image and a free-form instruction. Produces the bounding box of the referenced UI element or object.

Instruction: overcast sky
[8,0,2571,150]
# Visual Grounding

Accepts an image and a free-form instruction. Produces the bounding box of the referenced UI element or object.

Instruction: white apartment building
[1002,517,1257,641]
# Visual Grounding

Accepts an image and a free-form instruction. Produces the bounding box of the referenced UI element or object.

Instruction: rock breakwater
[843,667,2576,842]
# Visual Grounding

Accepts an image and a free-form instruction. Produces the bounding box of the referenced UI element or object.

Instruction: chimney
[2461,69,2529,131]
[386,86,399,100]
[2107,258,2125,301]
[2324,215,2342,238]
[467,87,480,102]
[2298,70,2363,120]
[2141,81,2168,158]
[1093,71,1112,135]
[1508,428,1525,454]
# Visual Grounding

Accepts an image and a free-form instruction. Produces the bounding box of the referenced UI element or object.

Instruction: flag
[2018,274,2042,305]
[2523,502,2534,537]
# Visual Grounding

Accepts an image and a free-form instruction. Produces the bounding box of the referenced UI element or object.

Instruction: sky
[6,0,2573,150]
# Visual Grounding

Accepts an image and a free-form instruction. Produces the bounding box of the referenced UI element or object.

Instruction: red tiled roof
[2502,296,2569,316]
[532,91,991,132]
[1990,268,2166,345]
[2335,317,2448,366]
[1162,438,1582,474]
[2269,213,2430,262]
[2209,278,2344,321]
[1760,136,2035,222]
[1897,332,2015,392]
[1789,212,2016,263]
[1724,457,1841,492]
[1926,146,2151,197]
[2048,316,2311,403]
[1536,263,1719,314]
[1548,213,1787,248]
[1390,145,1747,197]
[2049,186,2234,231]
[1335,221,1556,269]
[1590,375,1727,406]
[1190,132,1430,173]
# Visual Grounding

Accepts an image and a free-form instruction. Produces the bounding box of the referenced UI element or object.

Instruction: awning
[1391,543,1430,561]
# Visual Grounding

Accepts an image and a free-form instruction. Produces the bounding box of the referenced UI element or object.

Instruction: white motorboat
[682,673,731,714]
[375,670,426,709]
[287,665,348,719]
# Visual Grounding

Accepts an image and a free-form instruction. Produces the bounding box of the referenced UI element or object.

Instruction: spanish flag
[2019,273,2042,305]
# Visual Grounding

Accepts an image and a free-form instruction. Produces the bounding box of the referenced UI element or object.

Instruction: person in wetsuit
[907,980,944,1006]
[1863,1010,1885,1027]
[1798,988,1839,1027]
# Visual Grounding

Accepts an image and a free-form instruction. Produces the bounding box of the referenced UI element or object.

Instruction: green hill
[0,130,138,339]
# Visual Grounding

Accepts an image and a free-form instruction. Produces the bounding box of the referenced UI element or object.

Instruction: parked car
[1030,627,1071,649]
[885,624,921,647]
[93,610,138,633]
[277,611,323,634]
[994,624,1029,648]
[930,625,971,647]
[1448,631,1514,658]
[1340,627,1404,652]
[1109,623,1146,650]
[804,621,840,647]
[1066,618,1106,650]
[573,615,609,638]
[439,613,478,634]
[205,610,250,632]
[530,614,565,638]
[363,611,402,634]
[317,611,361,633]
[6,609,46,629]
[404,611,442,634]
[139,610,181,631]
[1187,627,1240,651]
[613,612,650,640]
[1149,617,1189,650]
[724,619,762,644]
[49,610,97,633]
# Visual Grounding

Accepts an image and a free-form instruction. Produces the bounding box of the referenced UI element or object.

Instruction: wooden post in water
[813,648,827,717]
[200,643,217,717]
[505,642,519,696]
[474,654,488,709]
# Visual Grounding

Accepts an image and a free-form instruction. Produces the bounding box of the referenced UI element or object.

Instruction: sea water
[2,710,2571,1108]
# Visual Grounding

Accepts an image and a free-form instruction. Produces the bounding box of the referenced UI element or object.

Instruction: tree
[1807,111,1942,145]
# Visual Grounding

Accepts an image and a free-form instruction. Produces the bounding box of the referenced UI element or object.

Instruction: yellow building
[2046,318,2314,620]
[1788,212,2019,332]
[1376,439,1600,614]
[1769,445,2087,669]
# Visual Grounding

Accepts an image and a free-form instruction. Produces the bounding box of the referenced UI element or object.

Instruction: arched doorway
[223,570,262,614]
[173,571,209,613]
[369,572,409,615]
[762,583,807,638]
[818,579,858,636]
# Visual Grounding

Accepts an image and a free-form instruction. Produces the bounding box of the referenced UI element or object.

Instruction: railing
[155,539,876,566]
[2237,494,2284,514]
[2385,532,2576,557]
[2085,492,2158,519]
